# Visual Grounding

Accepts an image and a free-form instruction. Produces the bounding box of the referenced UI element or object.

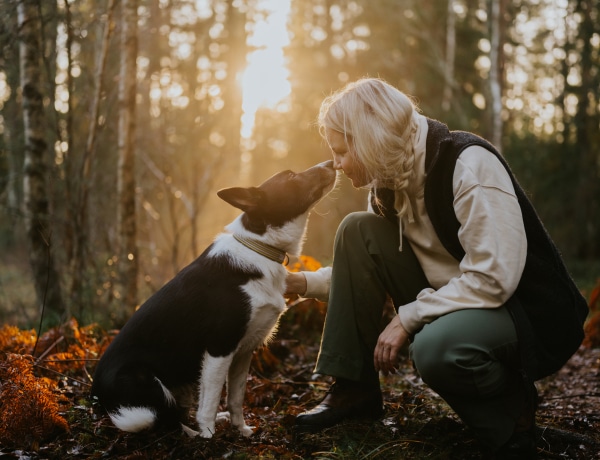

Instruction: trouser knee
[335,211,399,255]
[336,212,383,242]
[410,308,520,398]
[410,334,459,392]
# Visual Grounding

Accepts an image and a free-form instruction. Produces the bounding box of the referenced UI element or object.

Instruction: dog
[91,160,336,438]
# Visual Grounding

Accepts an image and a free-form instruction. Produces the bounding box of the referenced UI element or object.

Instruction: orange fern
[0,324,36,354]
[583,279,600,349]
[0,353,69,448]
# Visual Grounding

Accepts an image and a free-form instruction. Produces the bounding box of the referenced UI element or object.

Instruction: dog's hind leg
[196,351,233,438]
[221,349,255,437]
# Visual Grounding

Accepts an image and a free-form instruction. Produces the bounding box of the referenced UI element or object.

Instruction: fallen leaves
[0,273,598,458]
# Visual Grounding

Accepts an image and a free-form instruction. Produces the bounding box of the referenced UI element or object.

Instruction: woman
[285,78,588,458]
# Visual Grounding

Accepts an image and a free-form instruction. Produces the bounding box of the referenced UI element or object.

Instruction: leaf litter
[1,273,599,459]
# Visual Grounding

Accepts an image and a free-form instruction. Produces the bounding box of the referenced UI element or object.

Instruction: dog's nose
[320,160,334,169]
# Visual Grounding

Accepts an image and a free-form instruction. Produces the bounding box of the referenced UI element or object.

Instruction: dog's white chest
[239,276,286,350]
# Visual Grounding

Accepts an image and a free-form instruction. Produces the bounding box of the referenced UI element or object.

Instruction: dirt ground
[1,276,600,460]
[1,317,599,460]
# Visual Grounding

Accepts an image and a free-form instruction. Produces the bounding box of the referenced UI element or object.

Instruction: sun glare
[240,0,292,139]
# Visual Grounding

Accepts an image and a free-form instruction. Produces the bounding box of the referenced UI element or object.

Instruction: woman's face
[326,128,370,188]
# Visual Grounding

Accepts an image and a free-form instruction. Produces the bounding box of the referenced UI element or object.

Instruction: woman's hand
[285,271,307,297]
[374,315,410,375]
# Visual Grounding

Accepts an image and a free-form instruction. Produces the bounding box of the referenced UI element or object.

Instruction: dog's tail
[109,406,157,432]
[102,376,179,432]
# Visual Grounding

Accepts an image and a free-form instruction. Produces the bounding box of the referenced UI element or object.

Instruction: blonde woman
[285,78,587,458]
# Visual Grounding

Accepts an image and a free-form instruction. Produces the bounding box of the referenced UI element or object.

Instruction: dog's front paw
[227,409,255,437]
[198,425,215,439]
[238,424,255,437]
[215,411,231,424]
[195,417,216,438]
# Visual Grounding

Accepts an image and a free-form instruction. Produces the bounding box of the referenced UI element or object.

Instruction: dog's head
[217,160,336,236]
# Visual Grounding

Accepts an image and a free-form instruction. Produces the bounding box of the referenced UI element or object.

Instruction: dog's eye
[288,172,296,179]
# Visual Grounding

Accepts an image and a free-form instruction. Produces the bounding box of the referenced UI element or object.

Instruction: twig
[33,363,91,387]
[82,363,94,384]
[538,413,600,422]
[34,335,65,364]
[543,392,600,399]
[538,425,600,448]
[32,226,52,357]
[34,343,99,384]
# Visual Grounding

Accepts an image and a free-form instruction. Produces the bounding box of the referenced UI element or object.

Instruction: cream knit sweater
[304,115,527,335]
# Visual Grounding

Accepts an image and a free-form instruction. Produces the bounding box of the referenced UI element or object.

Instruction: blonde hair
[318,78,419,220]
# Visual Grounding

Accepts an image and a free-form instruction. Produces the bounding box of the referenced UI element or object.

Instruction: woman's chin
[349,176,369,188]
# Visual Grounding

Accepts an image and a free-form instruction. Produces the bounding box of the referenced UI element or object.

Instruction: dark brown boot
[295,378,384,433]
[495,383,538,459]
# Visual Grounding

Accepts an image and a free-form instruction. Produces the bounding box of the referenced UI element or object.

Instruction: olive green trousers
[314,212,524,448]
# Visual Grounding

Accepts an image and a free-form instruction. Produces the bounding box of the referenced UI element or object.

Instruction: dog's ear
[217,187,263,212]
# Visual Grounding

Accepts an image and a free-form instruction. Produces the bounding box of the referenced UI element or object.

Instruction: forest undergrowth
[1,274,599,459]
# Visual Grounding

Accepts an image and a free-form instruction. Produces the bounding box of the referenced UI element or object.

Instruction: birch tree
[116,0,138,323]
[18,0,64,326]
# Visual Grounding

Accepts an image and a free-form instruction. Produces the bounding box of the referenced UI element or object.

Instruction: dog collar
[233,234,289,265]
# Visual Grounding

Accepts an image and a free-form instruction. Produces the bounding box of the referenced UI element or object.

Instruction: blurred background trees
[0,0,598,330]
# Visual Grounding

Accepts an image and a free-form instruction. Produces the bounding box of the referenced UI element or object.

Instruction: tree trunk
[221,0,246,176]
[71,0,116,313]
[442,0,455,112]
[573,0,600,258]
[489,0,505,150]
[18,0,64,328]
[1,33,22,227]
[116,0,138,324]
[61,0,75,313]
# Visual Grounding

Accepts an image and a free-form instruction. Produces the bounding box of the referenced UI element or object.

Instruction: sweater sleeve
[303,266,332,302]
[398,146,527,334]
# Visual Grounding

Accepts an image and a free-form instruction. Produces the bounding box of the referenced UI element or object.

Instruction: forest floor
[1,297,599,460]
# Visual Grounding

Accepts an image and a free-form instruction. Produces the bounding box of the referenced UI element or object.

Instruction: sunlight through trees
[0,0,598,328]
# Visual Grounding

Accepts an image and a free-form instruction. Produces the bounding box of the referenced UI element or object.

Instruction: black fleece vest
[371,118,588,380]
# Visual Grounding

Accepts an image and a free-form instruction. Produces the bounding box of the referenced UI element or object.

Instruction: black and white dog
[91,160,336,438]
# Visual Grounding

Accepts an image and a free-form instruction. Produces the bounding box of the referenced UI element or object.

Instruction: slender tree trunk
[489,0,505,150]
[61,0,76,306]
[115,0,139,324]
[222,0,246,176]
[442,0,455,112]
[2,41,21,224]
[71,0,116,312]
[18,0,64,327]
[573,0,600,258]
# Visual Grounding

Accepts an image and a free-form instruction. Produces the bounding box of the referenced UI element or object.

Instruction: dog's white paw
[195,416,216,438]
[198,425,215,438]
[215,411,231,424]
[238,424,255,437]
[223,409,255,437]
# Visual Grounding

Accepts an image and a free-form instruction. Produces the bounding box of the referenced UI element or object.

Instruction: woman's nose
[332,155,342,170]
